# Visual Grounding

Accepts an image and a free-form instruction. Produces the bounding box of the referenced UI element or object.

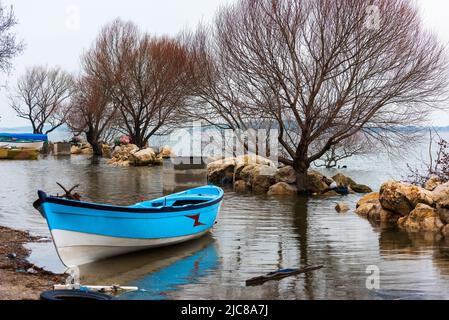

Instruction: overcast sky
[0,0,448,128]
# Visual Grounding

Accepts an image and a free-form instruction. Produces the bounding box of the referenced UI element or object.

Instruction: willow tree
[83,19,191,148]
[194,0,448,192]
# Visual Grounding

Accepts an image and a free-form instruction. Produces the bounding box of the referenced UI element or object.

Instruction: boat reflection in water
[120,238,219,300]
[78,235,219,300]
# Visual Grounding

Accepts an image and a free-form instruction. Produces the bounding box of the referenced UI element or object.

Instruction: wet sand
[0,226,64,300]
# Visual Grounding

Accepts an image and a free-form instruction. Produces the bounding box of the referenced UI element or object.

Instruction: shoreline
[0,226,64,300]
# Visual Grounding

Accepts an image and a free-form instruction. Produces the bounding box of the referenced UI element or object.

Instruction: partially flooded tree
[83,19,191,148]
[205,0,448,192]
[67,75,117,156]
[10,66,74,134]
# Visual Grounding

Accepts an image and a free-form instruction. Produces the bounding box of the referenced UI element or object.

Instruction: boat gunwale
[35,187,224,214]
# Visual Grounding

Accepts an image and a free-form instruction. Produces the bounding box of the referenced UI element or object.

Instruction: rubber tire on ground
[40,290,114,300]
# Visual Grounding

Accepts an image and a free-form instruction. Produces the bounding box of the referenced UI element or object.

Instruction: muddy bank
[0,226,64,300]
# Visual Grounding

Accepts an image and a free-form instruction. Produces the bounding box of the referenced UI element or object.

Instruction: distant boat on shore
[0,133,48,150]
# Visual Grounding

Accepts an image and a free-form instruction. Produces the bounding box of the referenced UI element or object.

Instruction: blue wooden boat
[33,186,224,267]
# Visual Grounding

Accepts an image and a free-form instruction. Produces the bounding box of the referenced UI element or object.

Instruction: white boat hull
[0,141,44,150]
[50,229,212,267]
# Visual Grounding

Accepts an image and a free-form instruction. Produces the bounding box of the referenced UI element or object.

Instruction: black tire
[40,290,114,301]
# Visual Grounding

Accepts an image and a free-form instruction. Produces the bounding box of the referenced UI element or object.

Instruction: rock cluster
[356,180,449,238]
[70,143,112,157]
[107,145,174,167]
[70,143,93,155]
[207,156,372,196]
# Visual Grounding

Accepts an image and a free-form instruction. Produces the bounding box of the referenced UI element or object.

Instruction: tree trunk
[91,142,103,157]
[85,130,103,157]
[131,133,149,149]
[293,160,310,195]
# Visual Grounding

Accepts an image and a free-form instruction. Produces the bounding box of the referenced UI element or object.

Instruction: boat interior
[130,187,221,209]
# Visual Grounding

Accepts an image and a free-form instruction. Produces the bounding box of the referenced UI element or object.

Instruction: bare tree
[182,26,278,157]
[83,19,191,148]
[191,0,448,192]
[10,66,74,134]
[0,4,23,73]
[67,75,117,156]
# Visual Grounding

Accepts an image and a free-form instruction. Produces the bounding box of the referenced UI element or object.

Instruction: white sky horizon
[0,0,448,128]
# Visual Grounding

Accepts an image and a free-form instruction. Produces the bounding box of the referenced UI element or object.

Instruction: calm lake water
[1,134,449,300]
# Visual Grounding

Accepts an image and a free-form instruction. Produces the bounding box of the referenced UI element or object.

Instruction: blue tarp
[0,133,48,141]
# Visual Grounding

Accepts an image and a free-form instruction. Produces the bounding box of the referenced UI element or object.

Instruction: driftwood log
[245,265,324,287]
[56,182,82,201]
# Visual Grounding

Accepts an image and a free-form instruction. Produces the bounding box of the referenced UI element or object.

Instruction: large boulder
[233,162,247,181]
[108,144,139,166]
[306,170,330,194]
[111,144,139,158]
[234,180,248,193]
[275,166,297,184]
[208,157,235,172]
[331,173,372,193]
[379,181,434,216]
[437,207,449,225]
[252,166,277,194]
[424,175,442,191]
[158,146,174,159]
[351,184,373,194]
[398,203,444,233]
[102,144,112,159]
[356,193,399,223]
[432,182,449,208]
[239,164,258,186]
[152,156,164,166]
[129,148,156,166]
[80,143,93,155]
[235,155,274,167]
[207,158,235,185]
[268,182,298,196]
[356,192,380,208]
[332,173,357,187]
[71,145,82,155]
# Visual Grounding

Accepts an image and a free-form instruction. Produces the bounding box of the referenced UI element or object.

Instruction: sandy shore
[0,226,64,300]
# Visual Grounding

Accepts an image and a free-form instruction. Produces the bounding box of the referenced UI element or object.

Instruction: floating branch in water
[245,265,324,287]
